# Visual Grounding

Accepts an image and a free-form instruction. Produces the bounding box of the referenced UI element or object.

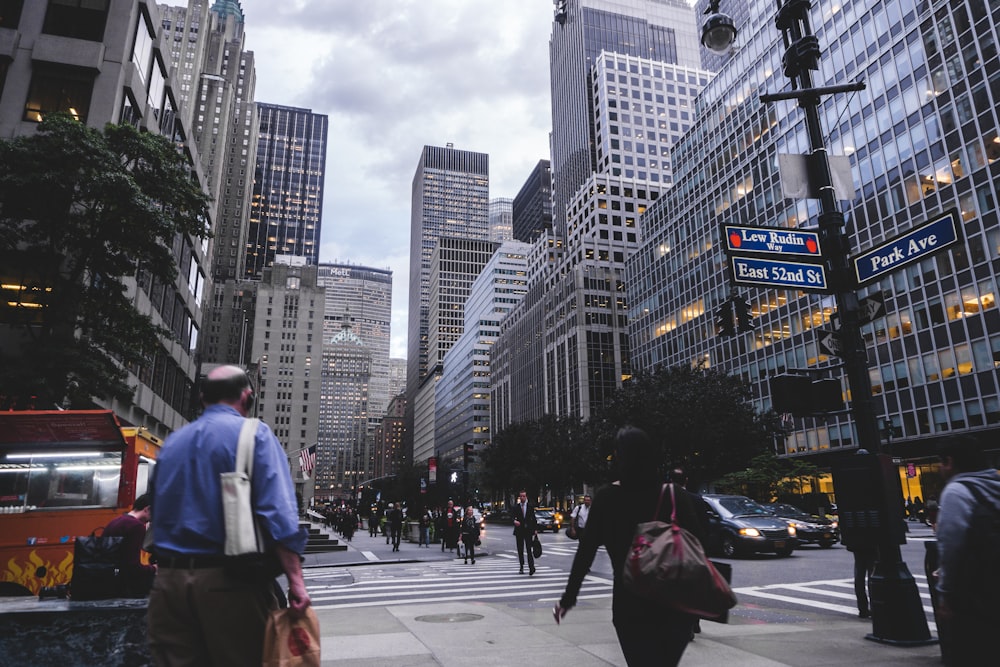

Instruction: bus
[0,410,161,596]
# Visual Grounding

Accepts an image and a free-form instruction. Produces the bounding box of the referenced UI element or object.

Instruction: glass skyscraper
[549,0,701,234]
[406,145,490,411]
[626,0,1000,498]
[246,103,327,279]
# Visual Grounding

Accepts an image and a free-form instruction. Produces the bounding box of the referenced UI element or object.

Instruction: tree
[0,114,211,409]
[595,364,782,485]
[713,452,821,502]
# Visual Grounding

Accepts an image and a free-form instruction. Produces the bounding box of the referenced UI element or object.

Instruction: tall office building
[388,358,407,398]
[162,1,262,369]
[317,264,393,417]
[549,0,701,234]
[0,0,212,438]
[406,144,490,459]
[413,237,498,462]
[626,0,1000,498]
[489,198,514,243]
[317,318,372,503]
[493,4,710,426]
[250,258,324,502]
[511,159,553,242]
[436,241,530,467]
[246,103,328,279]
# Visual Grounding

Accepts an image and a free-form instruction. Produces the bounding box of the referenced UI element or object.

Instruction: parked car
[701,494,798,557]
[763,503,839,547]
[534,507,562,532]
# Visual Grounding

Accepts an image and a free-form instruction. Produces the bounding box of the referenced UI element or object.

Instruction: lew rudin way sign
[724,224,828,292]
[852,210,960,285]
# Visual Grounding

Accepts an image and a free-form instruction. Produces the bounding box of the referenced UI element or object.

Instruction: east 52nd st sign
[852,210,960,285]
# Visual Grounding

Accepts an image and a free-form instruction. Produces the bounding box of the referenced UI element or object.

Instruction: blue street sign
[724,224,822,257]
[852,210,960,285]
[731,256,828,291]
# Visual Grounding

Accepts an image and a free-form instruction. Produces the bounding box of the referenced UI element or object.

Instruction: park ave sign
[852,210,960,285]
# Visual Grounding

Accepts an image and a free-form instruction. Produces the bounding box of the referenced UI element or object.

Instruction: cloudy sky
[235,0,558,358]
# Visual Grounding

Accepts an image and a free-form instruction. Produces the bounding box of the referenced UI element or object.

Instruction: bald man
[147,365,311,666]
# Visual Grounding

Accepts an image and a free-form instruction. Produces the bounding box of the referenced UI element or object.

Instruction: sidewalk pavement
[304,521,945,666]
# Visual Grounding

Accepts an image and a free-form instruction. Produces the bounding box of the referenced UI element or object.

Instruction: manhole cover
[415,613,484,623]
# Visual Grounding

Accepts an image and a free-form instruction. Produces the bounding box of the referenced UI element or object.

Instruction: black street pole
[762,0,931,645]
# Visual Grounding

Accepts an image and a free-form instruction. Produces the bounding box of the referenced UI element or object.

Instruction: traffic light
[715,300,735,337]
[734,296,753,333]
[463,443,475,469]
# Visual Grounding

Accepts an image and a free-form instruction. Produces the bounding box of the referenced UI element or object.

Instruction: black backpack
[70,529,125,601]
[949,480,1000,615]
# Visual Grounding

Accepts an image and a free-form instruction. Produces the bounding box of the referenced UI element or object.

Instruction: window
[43,0,110,42]
[0,0,25,29]
[23,64,94,123]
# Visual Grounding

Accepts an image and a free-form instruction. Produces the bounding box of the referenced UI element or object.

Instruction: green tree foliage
[714,451,821,502]
[596,365,781,485]
[0,114,211,409]
[481,414,604,502]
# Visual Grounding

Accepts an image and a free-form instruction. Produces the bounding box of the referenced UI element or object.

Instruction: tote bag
[622,484,737,619]
[221,418,262,556]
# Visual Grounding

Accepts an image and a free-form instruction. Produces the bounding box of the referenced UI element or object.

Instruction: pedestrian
[846,542,877,618]
[444,500,461,552]
[553,426,706,666]
[512,489,538,575]
[102,492,156,597]
[461,506,481,564]
[570,494,591,541]
[910,495,925,523]
[437,506,449,551]
[417,507,430,547]
[924,495,939,528]
[934,435,1000,666]
[146,365,310,666]
[388,502,403,552]
[368,509,379,537]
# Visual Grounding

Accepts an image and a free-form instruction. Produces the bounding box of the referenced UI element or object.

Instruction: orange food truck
[0,410,161,596]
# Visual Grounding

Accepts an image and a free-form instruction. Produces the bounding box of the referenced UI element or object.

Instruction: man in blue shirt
[147,365,310,666]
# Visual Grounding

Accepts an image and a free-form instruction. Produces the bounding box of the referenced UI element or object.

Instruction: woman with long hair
[553,425,707,666]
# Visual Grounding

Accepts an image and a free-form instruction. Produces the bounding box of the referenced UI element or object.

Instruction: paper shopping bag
[262,607,321,667]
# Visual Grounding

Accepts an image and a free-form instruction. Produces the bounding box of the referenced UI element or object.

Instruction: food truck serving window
[1,450,124,510]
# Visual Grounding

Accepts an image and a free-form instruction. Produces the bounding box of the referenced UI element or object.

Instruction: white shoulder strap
[235,418,260,479]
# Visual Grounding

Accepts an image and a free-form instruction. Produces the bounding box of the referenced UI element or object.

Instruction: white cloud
[237,0,554,358]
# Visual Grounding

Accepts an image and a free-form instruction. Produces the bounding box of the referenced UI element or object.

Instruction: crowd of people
[72,369,997,667]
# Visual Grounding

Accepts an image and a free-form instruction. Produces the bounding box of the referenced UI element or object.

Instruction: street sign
[724,224,823,257]
[852,210,960,285]
[859,292,885,324]
[817,329,841,357]
[731,256,828,291]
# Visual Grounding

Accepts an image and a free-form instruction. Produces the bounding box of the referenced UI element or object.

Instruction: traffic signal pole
[758,0,931,645]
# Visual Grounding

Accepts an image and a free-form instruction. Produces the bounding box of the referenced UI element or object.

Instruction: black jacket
[512,502,537,537]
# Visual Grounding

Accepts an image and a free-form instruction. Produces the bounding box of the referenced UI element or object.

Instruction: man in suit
[512,489,538,575]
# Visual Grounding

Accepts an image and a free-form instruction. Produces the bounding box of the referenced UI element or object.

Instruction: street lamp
[700,1,738,55]
[712,0,932,646]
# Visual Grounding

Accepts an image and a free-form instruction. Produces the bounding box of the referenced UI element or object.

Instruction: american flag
[299,445,317,479]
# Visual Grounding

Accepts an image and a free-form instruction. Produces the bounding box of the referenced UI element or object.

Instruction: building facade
[489,197,514,243]
[0,0,212,438]
[406,144,490,458]
[511,159,553,243]
[246,103,327,279]
[493,15,711,426]
[548,0,702,234]
[626,0,1000,498]
[317,263,393,417]
[251,258,324,501]
[436,241,530,466]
